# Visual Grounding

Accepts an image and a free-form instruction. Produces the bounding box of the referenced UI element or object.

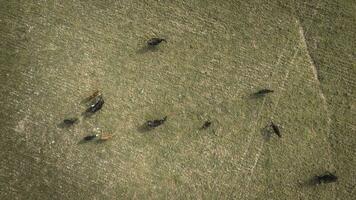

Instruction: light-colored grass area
[0,0,354,199]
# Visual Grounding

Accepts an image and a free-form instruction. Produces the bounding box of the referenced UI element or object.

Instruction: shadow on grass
[249,93,270,99]
[298,177,320,188]
[57,119,79,129]
[57,121,70,129]
[81,111,93,119]
[137,123,154,133]
[77,139,91,145]
[77,138,111,145]
[261,126,272,141]
[136,45,159,54]
[80,96,94,105]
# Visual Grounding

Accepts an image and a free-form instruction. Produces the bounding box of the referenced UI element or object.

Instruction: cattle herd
[60,37,338,186]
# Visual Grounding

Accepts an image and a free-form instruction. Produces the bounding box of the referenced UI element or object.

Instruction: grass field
[0,0,355,199]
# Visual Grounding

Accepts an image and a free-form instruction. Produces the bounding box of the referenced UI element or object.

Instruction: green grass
[0,0,355,199]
